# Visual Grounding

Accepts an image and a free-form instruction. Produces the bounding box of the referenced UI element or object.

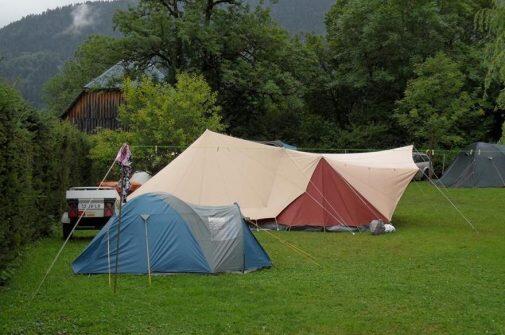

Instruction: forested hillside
[0,0,333,106]
[0,1,135,106]
[250,0,333,34]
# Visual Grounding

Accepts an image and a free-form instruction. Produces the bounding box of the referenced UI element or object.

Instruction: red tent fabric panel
[277,158,388,227]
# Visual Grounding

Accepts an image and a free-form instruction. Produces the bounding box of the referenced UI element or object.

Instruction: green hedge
[0,83,91,284]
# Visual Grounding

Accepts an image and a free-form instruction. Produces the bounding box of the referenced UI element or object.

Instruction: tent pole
[107,227,111,287]
[143,216,152,286]
[113,170,124,293]
[242,225,246,274]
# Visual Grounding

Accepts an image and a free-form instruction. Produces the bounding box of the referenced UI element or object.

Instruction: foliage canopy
[395,53,484,150]
[0,82,90,283]
[90,73,224,174]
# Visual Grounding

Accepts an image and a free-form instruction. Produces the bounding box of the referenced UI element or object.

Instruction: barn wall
[64,90,124,133]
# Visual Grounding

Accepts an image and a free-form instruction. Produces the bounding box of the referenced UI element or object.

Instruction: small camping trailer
[437,142,505,188]
[130,130,419,229]
[72,193,271,274]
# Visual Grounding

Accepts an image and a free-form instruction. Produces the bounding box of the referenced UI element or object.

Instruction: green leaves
[395,53,481,149]
[0,82,90,284]
[477,1,505,109]
[309,0,503,148]
[90,73,224,173]
[39,0,505,152]
[113,0,309,141]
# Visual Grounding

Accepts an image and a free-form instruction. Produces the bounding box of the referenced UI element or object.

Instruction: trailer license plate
[78,201,104,217]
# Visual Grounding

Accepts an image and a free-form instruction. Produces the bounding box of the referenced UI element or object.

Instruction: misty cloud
[64,3,96,34]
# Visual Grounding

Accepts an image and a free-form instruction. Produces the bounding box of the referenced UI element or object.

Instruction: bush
[0,82,91,285]
[90,73,224,175]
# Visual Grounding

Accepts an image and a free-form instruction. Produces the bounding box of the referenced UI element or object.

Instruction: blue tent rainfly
[72,193,271,274]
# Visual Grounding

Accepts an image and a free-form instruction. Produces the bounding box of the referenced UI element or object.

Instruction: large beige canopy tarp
[130,130,418,223]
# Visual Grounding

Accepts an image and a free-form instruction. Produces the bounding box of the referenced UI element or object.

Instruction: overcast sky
[0,1,112,28]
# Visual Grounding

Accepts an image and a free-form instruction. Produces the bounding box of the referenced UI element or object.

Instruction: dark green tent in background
[437,142,505,188]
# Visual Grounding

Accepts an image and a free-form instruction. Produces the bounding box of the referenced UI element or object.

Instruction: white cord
[31,154,118,299]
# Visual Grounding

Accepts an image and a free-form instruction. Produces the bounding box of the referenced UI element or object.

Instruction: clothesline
[129,144,485,154]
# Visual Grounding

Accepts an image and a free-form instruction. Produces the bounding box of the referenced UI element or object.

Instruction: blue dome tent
[72,193,271,274]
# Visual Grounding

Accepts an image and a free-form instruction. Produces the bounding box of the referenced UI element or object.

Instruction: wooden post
[427,149,434,179]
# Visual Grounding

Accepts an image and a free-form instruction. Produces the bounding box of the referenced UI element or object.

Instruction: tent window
[208,216,238,241]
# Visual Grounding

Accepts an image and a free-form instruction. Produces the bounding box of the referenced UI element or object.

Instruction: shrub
[0,82,91,285]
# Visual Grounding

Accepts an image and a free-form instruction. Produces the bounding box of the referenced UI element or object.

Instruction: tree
[90,73,224,174]
[0,81,90,283]
[113,0,309,141]
[395,53,483,151]
[477,0,505,108]
[311,0,496,148]
[42,35,123,114]
[0,83,34,278]
[324,0,445,124]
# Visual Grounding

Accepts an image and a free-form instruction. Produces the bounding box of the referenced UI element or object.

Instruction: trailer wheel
[62,224,73,240]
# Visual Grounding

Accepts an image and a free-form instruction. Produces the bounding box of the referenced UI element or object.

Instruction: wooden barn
[61,62,165,133]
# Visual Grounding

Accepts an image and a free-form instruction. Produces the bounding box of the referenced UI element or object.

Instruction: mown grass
[1,182,504,334]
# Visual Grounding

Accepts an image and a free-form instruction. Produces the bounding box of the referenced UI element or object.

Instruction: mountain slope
[0,1,134,106]
[248,0,333,35]
[0,0,334,106]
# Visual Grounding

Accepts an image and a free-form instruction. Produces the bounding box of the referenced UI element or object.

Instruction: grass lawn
[1,182,504,334]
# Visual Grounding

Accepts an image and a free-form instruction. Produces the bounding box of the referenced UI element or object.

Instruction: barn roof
[61,61,166,118]
[84,61,166,90]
